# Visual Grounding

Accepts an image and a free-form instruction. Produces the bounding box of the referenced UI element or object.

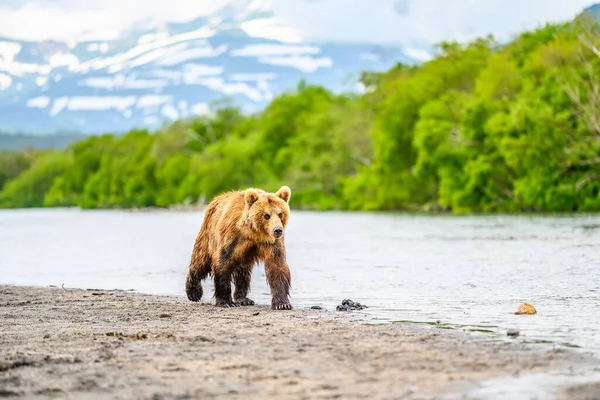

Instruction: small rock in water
[507,328,520,337]
[336,299,368,311]
[310,306,323,310]
[514,302,537,315]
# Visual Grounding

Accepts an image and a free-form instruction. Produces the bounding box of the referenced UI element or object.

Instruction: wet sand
[0,285,598,399]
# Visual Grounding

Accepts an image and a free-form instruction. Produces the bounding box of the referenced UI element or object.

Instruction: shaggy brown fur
[186,186,293,310]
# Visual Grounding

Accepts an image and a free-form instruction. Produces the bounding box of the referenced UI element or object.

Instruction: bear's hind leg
[233,266,254,306]
[186,242,212,302]
[213,268,237,307]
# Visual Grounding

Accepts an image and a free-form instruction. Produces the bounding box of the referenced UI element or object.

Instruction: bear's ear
[244,189,260,206]
[275,185,291,203]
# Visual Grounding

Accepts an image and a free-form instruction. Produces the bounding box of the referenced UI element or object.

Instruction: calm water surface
[1,208,599,356]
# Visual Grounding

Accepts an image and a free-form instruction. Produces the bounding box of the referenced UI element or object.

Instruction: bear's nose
[273,228,283,237]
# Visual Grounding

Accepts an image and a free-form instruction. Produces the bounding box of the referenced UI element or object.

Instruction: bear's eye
[278,213,283,219]
[264,214,270,220]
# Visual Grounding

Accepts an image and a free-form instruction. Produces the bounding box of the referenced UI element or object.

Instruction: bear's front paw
[186,288,203,302]
[215,299,238,307]
[185,273,203,302]
[235,298,255,306]
[272,302,293,310]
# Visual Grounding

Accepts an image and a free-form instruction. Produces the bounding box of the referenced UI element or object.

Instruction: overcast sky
[0,0,594,45]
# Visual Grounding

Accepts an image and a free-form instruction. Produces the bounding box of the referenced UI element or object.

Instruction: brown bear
[185,186,293,310]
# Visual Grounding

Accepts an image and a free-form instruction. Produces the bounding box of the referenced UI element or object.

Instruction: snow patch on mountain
[239,18,303,43]
[158,44,228,66]
[231,44,320,56]
[258,55,333,73]
[86,43,110,53]
[137,95,172,108]
[0,73,12,89]
[0,41,21,62]
[26,96,50,108]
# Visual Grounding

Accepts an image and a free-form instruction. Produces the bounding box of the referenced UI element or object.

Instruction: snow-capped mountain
[0,0,413,134]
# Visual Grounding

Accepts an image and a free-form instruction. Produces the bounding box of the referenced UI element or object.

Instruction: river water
[1,208,599,357]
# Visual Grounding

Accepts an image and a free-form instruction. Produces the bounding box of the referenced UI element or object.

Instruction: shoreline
[1,285,599,399]
[3,205,600,218]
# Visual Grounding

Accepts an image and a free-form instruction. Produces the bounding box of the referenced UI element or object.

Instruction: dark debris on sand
[336,299,368,311]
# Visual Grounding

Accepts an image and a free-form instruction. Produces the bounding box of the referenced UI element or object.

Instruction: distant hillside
[0,133,85,150]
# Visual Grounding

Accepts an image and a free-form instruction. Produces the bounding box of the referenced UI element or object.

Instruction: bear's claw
[186,289,202,302]
[273,303,293,310]
[215,299,238,307]
[235,298,255,306]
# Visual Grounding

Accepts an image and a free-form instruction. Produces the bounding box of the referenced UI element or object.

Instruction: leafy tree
[0,152,68,208]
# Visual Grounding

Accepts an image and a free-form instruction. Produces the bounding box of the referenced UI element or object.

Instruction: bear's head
[243,186,291,242]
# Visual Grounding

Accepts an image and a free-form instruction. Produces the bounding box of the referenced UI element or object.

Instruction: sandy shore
[1,286,598,399]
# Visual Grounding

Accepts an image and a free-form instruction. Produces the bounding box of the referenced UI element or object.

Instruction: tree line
[1,16,599,212]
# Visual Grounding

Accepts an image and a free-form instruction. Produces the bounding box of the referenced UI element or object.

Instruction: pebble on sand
[507,329,520,337]
[514,302,537,315]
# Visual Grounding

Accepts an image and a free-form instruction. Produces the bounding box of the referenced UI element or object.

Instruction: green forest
[1,16,600,213]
